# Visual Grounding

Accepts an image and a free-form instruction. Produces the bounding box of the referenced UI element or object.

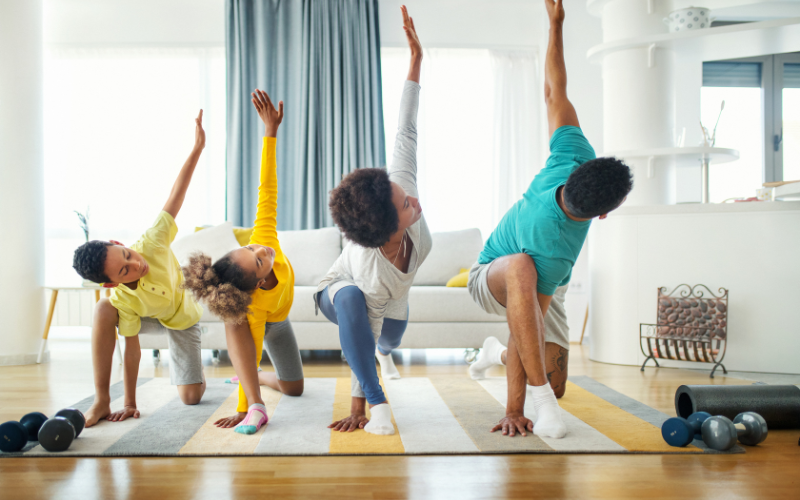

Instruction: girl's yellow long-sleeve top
[237,136,295,412]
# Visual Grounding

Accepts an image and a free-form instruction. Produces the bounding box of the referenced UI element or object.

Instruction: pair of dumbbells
[661,410,768,451]
[0,408,85,453]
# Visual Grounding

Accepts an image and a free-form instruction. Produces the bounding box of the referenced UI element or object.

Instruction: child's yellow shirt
[248,137,295,322]
[109,211,203,337]
[237,137,297,412]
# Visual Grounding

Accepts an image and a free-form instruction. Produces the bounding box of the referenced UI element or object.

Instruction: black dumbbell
[701,412,768,451]
[20,412,48,441]
[38,417,76,452]
[661,411,712,447]
[55,408,86,438]
[0,421,28,452]
[0,412,49,453]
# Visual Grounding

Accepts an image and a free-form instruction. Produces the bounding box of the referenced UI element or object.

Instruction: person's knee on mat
[333,286,367,310]
[281,379,304,397]
[178,383,205,405]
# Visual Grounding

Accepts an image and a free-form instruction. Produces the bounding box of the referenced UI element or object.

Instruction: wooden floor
[1,337,799,500]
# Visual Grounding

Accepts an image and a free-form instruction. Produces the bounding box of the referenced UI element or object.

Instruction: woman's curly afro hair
[329,168,398,248]
[181,252,260,324]
[563,157,633,219]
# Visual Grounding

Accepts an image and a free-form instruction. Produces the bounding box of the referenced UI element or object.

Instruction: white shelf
[587,17,800,64]
[774,182,800,199]
[602,146,739,167]
[586,0,785,18]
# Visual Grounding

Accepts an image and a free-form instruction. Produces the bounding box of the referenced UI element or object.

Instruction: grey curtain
[226,0,385,229]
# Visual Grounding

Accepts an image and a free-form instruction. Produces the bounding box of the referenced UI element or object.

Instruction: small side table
[39,285,124,364]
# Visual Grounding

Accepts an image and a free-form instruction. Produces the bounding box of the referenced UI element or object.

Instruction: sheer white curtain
[490,50,541,224]
[44,47,226,284]
[381,48,540,239]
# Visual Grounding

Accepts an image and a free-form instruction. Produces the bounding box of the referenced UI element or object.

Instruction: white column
[598,0,676,205]
[0,0,46,365]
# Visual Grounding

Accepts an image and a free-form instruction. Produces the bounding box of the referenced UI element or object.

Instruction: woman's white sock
[375,348,401,380]
[529,383,566,439]
[364,403,395,435]
[469,336,506,380]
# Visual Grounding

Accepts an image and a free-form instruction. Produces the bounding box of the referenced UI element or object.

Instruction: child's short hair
[73,240,113,283]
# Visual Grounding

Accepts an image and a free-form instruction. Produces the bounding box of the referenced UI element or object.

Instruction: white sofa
[138,223,509,362]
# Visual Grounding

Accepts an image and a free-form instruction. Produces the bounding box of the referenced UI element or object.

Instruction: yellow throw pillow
[232,227,255,247]
[195,225,254,247]
[446,268,470,287]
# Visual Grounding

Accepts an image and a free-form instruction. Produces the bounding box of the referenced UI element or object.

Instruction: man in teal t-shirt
[466,0,633,440]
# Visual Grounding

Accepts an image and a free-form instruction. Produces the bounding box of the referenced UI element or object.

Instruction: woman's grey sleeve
[388,80,421,199]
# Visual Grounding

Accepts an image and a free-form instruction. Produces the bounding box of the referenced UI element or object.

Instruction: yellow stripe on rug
[328,377,404,454]
[558,381,701,453]
[179,386,283,455]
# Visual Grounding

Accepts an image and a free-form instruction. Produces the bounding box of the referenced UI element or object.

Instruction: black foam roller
[675,385,800,429]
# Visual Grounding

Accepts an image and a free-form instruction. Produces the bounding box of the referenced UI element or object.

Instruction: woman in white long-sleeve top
[315,6,430,436]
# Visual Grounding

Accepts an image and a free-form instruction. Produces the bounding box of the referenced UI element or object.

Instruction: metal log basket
[639,284,729,378]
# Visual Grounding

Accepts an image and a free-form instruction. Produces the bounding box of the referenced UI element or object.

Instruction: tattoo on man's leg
[555,347,567,373]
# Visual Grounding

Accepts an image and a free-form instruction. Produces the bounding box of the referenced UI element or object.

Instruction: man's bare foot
[84,399,111,428]
[215,412,247,428]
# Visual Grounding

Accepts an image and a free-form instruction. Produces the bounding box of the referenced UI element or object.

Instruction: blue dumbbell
[661,411,712,447]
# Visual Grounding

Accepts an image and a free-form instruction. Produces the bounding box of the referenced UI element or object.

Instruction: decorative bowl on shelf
[663,7,713,32]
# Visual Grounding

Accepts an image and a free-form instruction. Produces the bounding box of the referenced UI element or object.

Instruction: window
[702,53,800,203]
[775,55,800,182]
[44,47,226,284]
[701,62,764,202]
[380,47,540,238]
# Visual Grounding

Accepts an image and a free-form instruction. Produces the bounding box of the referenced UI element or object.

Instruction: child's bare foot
[84,399,111,428]
[215,412,246,428]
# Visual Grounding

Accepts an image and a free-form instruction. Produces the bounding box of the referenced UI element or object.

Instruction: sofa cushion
[414,228,484,286]
[278,227,342,286]
[408,286,506,322]
[288,286,327,322]
[171,221,240,266]
[200,286,506,324]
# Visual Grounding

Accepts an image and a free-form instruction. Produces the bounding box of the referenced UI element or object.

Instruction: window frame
[772,52,800,182]
[703,52,800,183]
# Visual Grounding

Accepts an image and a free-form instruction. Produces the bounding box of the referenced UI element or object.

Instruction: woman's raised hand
[252,88,284,138]
[401,5,421,59]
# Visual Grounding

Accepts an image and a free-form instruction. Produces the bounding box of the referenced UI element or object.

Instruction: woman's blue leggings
[317,286,407,405]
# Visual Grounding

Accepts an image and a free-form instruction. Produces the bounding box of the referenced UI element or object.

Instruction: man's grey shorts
[467,260,571,351]
[137,318,203,386]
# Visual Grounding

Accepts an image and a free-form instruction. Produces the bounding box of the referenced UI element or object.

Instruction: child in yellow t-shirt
[183,89,303,435]
[72,111,207,428]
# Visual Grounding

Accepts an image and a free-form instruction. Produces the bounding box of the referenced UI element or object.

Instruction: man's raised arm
[544,0,579,137]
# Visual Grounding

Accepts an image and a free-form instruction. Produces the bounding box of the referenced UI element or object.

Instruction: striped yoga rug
[2,375,742,456]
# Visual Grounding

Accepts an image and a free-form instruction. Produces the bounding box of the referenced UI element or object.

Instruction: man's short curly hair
[563,157,633,219]
[73,240,113,283]
[329,168,398,248]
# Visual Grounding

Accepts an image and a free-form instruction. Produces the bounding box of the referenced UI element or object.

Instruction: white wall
[1,0,46,365]
[44,0,225,46]
[378,0,540,48]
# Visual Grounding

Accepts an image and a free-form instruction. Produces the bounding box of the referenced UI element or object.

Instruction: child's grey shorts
[137,318,203,385]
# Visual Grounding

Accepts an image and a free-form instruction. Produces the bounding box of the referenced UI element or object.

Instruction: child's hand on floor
[106,405,140,423]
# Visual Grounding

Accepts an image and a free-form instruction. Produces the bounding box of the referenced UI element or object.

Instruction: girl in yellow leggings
[183,88,303,434]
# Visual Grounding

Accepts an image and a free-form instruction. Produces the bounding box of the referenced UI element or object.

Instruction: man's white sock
[469,336,506,380]
[364,403,395,436]
[529,383,566,439]
[375,347,401,380]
